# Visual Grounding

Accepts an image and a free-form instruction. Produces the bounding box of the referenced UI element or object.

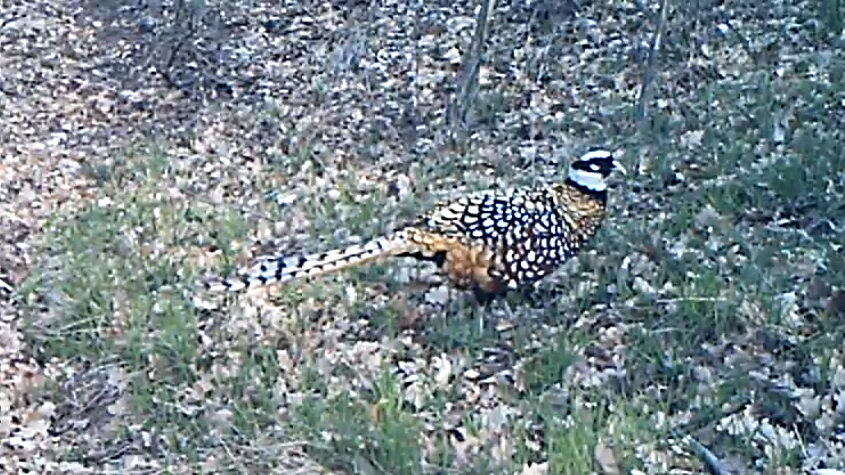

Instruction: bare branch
[448,0,496,131]
[635,0,669,124]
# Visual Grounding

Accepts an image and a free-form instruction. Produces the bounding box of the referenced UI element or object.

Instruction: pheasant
[209,150,625,298]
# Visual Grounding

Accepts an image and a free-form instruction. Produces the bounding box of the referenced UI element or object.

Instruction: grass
[292,369,424,473]
[24,80,844,470]
[14,1,845,472]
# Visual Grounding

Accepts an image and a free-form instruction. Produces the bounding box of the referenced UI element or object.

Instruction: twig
[684,435,731,475]
[81,443,133,464]
[635,0,669,124]
[0,278,13,293]
[240,440,311,451]
[655,297,727,303]
[668,404,743,475]
[218,433,247,475]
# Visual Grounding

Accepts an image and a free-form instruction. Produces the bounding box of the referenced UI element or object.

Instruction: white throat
[568,168,607,191]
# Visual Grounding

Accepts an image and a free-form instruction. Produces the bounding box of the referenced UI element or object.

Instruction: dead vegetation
[2,0,844,472]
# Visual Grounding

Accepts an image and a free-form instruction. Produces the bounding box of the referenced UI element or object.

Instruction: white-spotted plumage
[209,150,624,297]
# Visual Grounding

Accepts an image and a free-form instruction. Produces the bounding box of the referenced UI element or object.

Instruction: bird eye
[590,163,601,171]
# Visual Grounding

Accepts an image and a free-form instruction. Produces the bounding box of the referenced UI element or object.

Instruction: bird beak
[613,161,628,175]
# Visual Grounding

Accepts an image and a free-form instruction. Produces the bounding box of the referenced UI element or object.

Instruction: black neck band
[565,177,608,202]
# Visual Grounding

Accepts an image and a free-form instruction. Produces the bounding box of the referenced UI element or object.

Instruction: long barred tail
[208,229,420,292]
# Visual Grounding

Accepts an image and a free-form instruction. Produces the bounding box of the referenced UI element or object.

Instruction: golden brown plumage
[209,150,624,297]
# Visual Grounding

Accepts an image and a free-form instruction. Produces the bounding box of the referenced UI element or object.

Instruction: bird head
[567,149,626,193]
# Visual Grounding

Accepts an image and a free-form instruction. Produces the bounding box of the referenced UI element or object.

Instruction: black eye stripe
[573,158,614,173]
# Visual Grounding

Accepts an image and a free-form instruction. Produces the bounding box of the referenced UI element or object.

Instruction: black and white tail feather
[207,230,418,292]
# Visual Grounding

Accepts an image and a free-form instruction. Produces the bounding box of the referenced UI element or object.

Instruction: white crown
[577,150,612,161]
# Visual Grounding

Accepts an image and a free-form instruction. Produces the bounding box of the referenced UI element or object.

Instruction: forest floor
[2,0,844,472]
